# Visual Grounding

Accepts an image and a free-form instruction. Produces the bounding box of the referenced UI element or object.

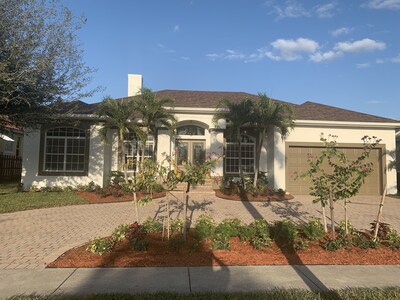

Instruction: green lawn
[6,289,400,300]
[0,183,87,213]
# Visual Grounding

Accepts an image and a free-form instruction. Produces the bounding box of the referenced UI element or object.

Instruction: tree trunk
[329,187,336,240]
[253,130,265,189]
[374,185,387,240]
[321,200,328,233]
[182,183,190,241]
[153,128,158,162]
[344,198,348,235]
[133,190,139,223]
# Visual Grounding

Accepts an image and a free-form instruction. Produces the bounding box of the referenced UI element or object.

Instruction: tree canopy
[0,0,95,129]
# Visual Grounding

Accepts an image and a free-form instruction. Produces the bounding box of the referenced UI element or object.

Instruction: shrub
[272,220,299,250]
[193,214,216,240]
[87,237,115,255]
[169,234,185,253]
[370,221,391,240]
[170,218,184,233]
[142,217,163,234]
[112,224,131,241]
[248,219,271,249]
[211,233,230,250]
[352,232,380,249]
[301,219,325,241]
[386,228,400,249]
[237,225,257,242]
[131,238,149,251]
[214,218,243,239]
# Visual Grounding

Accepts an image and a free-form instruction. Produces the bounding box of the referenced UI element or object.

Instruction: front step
[173,179,215,193]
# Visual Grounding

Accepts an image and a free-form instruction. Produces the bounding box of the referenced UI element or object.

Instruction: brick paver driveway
[1,193,399,270]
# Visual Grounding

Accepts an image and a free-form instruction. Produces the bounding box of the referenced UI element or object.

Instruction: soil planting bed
[48,235,400,268]
[77,191,166,204]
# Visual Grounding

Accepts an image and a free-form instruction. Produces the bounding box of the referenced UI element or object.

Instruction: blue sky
[63,0,399,120]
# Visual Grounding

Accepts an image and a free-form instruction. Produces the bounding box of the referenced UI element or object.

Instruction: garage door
[286,144,383,195]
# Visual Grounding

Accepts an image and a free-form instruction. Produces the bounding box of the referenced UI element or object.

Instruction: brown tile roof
[64,89,399,124]
[294,101,396,123]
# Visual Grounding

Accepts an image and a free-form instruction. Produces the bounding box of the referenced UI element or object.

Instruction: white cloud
[267,0,311,19]
[314,2,337,18]
[310,50,343,62]
[173,25,180,32]
[392,54,400,63]
[376,58,385,63]
[181,56,190,61]
[206,50,245,61]
[269,38,319,61]
[330,27,353,37]
[363,0,400,10]
[334,38,386,53]
[356,63,370,68]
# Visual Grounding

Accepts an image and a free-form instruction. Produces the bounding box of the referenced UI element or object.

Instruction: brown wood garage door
[286,144,384,195]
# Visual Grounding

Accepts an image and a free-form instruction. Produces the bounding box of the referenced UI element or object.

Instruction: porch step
[172,179,215,193]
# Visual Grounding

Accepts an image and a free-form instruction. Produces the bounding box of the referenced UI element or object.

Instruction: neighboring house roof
[60,89,399,124]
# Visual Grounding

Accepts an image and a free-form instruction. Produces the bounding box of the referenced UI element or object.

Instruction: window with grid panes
[43,127,87,172]
[123,134,154,170]
[225,134,255,174]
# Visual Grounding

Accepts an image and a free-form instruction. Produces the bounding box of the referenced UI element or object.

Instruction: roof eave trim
[295,119,400,129]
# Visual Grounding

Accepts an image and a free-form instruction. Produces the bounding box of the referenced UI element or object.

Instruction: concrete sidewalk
[1,265,400,298]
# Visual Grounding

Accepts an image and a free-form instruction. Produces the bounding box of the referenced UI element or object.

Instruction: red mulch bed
[76,191,166,204]
[48,235,400,268]
[214,190,294,202]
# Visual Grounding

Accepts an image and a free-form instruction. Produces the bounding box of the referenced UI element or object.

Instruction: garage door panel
[286,145,382,195]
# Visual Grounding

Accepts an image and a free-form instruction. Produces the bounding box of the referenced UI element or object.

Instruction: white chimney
[128,74,143,97]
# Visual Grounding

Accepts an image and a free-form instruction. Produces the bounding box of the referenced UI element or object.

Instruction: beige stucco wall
[21,125,108,190]
[271,122,398,194]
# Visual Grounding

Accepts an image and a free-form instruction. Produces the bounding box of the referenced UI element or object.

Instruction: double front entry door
[176,140,206,166]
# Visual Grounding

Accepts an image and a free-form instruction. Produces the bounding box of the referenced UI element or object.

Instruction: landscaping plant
[303,134,381,238]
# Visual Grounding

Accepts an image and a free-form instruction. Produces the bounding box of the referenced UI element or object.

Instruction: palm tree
[134,88,177,161]
[213,98,254,180]
[252,93,295,188]
[96,97,146,175]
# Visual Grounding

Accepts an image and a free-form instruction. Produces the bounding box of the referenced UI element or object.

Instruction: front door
[176,140,206,166]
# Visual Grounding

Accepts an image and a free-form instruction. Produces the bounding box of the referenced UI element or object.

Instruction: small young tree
[303,134,381,238]
[161,153,220,240]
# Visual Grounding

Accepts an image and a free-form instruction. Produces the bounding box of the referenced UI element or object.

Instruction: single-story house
[0,125,23,157]
[22,74,399,195]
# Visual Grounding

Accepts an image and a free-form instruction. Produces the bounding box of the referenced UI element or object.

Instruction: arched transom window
[225,134,255,174]
[177,125,205,136]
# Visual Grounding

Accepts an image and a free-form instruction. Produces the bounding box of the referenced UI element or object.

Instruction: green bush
[248,219,271,249]
[86,237,115,255]
[301,219,325,241]
[237,225,257,242]
[272,220,299,250]
[351,232,380,249]
[214,218,243,239]
[142,217,163,234]
[193,214,216,240]
[169,234,185,253]
[131,238,149,251]
[170,218,184,233]
[112,224,131,241]
[386,228,400,249]
[211,233,231,250]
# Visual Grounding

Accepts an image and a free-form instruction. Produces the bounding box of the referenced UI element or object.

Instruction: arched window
[225,134,255,174]
[41,127,89,174]
[177,125,205,136]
